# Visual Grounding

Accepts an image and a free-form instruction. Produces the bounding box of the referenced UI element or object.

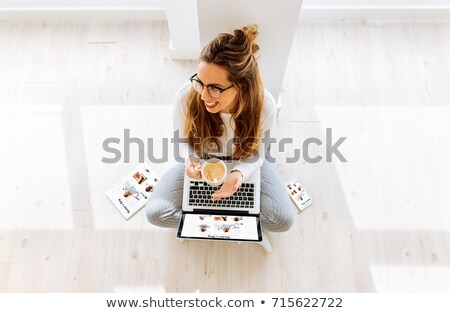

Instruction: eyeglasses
[190,74,234,99]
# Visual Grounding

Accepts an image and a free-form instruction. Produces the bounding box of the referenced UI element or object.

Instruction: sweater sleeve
[172,82,195,163]
[230,90,277,181]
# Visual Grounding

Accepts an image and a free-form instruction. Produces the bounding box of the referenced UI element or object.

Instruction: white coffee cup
[201,158,227,187]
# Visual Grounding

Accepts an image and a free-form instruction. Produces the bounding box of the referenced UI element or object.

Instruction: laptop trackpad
[177,212,262,242]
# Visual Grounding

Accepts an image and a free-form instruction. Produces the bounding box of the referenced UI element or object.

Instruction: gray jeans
[145,160,295,232]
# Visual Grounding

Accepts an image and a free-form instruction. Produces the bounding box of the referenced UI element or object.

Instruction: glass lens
[192,80,203,93]
[207,86,221,98]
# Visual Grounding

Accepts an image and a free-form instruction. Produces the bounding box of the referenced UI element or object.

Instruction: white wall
[166,0,200,59]
[2,0,450,8]
[0,0,165,7]
[303,0,450,5]
[0,0,166,20]
[300,0,450,19]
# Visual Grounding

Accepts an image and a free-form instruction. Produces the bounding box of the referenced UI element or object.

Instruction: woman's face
[196,61,238,114]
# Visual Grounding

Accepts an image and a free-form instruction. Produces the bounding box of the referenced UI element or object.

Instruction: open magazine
[106,163,160,219]
[286,178,313,212]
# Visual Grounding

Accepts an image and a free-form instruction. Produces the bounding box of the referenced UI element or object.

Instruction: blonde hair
[184,24,264,159]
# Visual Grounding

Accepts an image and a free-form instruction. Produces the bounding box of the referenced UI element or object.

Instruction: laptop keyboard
[188,181,255,208]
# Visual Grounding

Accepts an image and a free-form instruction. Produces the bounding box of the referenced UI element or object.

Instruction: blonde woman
[145,25,294,232]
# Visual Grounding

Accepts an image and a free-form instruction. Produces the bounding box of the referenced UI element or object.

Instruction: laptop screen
[177,212,262,242]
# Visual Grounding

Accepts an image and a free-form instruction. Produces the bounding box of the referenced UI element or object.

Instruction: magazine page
[106,163,160,219]
[287,179,313,211]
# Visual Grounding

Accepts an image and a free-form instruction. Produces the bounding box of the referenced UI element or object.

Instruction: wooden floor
[0,19,449,292]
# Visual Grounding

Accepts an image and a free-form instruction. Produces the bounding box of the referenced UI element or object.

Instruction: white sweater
[172,81,277,181]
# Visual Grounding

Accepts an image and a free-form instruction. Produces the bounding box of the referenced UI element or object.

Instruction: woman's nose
[200,88,210,101]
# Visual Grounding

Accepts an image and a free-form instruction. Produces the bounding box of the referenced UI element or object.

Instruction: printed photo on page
[106,163,160,220]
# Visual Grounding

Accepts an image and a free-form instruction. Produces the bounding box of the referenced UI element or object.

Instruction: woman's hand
[185,156,202,180]
[211,170,243,201]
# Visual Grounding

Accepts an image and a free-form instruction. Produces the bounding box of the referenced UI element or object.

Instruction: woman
[145,24,294,232]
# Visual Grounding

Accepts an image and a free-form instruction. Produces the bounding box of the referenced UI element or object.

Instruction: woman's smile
[204,100,219,109]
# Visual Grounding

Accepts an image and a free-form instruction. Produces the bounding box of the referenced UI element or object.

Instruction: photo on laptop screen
[177,213,262,242]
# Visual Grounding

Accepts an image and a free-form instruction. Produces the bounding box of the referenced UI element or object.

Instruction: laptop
[177,159,262,242]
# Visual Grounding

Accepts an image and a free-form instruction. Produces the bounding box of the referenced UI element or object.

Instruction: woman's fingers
[211,179,239,201]
[211,189,234,201]
[185,156,203,179]
[211,190,227,201]
[187,168,202,179]
[186,163,201,179]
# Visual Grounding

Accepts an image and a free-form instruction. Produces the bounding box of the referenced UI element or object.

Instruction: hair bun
[242,24,259,54]
[242,25,258,43]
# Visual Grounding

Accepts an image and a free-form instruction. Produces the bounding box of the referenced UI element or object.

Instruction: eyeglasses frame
[189,74,234,98]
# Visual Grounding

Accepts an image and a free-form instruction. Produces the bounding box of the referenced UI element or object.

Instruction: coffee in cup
[201,158,227,186]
